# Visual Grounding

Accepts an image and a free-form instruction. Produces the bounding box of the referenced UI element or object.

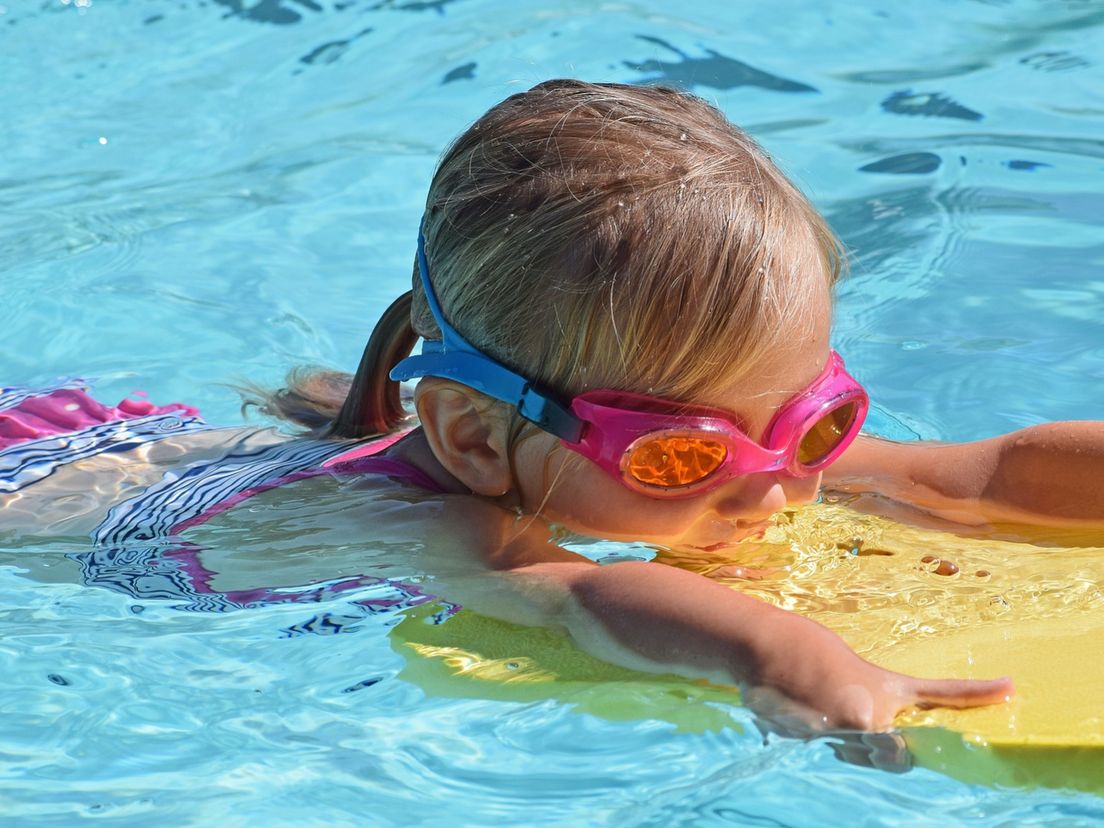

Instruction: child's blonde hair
[252,80,844,437]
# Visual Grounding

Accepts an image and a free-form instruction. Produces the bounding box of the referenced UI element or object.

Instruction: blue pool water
[2,0,1103,824]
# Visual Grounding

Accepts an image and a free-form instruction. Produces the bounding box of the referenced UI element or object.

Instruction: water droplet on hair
[679,132,687,141]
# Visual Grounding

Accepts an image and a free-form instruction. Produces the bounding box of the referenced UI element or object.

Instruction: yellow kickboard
[884,613,1104,791]
[393,503,1104,792]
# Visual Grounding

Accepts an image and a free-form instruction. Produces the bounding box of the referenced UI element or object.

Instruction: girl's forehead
[705,291,833,419]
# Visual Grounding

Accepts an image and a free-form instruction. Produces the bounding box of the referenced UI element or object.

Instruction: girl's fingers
[910,676,1014,710]
[828,732,912,773]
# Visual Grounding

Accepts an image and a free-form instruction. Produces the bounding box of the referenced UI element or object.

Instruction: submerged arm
[412,497,1012,732]
[824,423,1104,526]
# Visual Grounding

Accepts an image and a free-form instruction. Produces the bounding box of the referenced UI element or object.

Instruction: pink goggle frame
[564,351,868,497]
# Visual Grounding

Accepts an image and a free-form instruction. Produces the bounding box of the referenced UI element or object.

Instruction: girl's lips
[693,521,770,551]
[696,541,735,552]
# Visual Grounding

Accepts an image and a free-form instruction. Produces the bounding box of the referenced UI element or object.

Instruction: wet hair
[245,79,844,437]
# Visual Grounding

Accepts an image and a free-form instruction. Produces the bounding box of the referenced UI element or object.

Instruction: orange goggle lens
[622,401,859,491]
[796,401,859,467]
[624,435,728,489]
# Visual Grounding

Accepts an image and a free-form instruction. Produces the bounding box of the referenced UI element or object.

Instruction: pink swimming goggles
[391,222,868,498]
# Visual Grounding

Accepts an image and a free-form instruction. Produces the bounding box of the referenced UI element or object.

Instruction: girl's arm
[824,423,1104,526]
[412,497,1012,733]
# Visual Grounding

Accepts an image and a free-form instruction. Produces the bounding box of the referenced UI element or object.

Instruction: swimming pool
[2,0,1103,823]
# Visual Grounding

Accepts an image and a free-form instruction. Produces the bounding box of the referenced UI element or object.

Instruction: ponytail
[328,291,418,438]
[239,291,419,438]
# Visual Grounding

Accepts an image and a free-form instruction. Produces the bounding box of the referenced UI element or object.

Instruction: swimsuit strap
[321,429,409,465]
[326,454,446,494]
[322,432,447,494]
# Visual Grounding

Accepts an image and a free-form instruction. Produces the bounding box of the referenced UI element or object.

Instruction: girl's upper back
[0,381,434,540]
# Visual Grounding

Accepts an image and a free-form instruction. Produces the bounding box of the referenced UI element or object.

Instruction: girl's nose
[714,471,820,522]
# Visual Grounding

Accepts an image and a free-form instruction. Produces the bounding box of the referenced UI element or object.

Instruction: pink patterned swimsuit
[1,380,449,625]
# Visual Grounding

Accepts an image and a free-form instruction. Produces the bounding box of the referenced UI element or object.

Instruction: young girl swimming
[4,80,1102,732]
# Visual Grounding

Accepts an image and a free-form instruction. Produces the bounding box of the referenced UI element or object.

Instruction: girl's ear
[414,379,513,497]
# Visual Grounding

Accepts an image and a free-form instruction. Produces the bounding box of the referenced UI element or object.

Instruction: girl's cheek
[514,437,568,506]
[516,442,703,541]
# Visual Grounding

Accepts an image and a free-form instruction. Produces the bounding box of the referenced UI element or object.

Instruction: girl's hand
[746,625,1014,733]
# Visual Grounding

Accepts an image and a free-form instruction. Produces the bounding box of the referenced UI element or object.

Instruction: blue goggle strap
[388,222,585,444]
